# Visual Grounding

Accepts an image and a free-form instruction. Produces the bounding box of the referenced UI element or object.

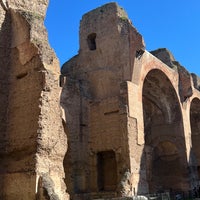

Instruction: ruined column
[0,0,68,199]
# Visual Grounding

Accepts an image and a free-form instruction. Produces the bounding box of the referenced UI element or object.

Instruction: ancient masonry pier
[0,0,68,199]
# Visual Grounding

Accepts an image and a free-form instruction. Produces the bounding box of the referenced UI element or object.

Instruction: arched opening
[142,69,188,193]
[190,98,200,186]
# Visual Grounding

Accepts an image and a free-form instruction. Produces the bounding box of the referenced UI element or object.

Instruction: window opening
[87,33,96,50]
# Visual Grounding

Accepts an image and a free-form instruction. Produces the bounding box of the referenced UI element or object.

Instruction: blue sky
[45,1,200,76]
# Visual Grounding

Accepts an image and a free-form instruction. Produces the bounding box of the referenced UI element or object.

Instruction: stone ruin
[1,1,200,200]
[0,0,67,199]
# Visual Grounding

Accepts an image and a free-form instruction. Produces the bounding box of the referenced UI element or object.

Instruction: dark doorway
[97,150,117,191]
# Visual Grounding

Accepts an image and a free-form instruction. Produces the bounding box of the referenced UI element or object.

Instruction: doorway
[97,150,117,191]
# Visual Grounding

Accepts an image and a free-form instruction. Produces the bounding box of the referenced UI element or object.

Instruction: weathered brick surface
[1,1,200,199]
[61,2,200,199]
[0,0,68,199]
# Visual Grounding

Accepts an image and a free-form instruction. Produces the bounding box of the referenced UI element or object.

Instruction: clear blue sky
[45,0,200,76]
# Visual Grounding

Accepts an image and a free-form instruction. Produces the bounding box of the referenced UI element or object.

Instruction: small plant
[120,16,128,21]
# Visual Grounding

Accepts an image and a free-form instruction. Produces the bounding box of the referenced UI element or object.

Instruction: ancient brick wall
[0,0,68,199]
[61,2,200,199]
[1,1,200,199]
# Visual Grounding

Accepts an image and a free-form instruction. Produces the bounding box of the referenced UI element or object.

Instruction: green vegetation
[120,16,128,21]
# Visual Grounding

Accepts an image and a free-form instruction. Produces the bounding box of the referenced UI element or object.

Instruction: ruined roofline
[62,2,144,74]
[81,2,128,21]
[151,48,200,91]
[79,2,142,42]
[80,2,200,83]
[62,2,200,93]
[151,47,199,77]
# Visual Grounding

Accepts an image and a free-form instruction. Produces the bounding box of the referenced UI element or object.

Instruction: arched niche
[190,98,200,183]
[142,69,188,193]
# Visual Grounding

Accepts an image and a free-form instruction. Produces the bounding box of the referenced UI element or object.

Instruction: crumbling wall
[151,48,193,102]
[61,2,200,199]
[0,0,68,199]
[0,2,11,198]
[61,3,145,198]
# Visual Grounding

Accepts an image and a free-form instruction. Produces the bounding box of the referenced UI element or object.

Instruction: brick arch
[132,60,181,145]
[139,61,179,101]
[151,135,186,152]
[142,68,182,124]
[142,68,189,193]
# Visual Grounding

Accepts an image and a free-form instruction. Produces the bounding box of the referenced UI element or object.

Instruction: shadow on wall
[0,9,11,199]
[60,74,84,196]
[189,98,200,192]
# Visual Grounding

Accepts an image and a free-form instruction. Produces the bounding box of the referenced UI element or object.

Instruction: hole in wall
[87,33,97,50]
[16,72,28,79]
[104,110,119,115]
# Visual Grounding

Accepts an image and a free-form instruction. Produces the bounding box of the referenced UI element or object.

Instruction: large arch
[142,69,188,193]
[190,97,200,186]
